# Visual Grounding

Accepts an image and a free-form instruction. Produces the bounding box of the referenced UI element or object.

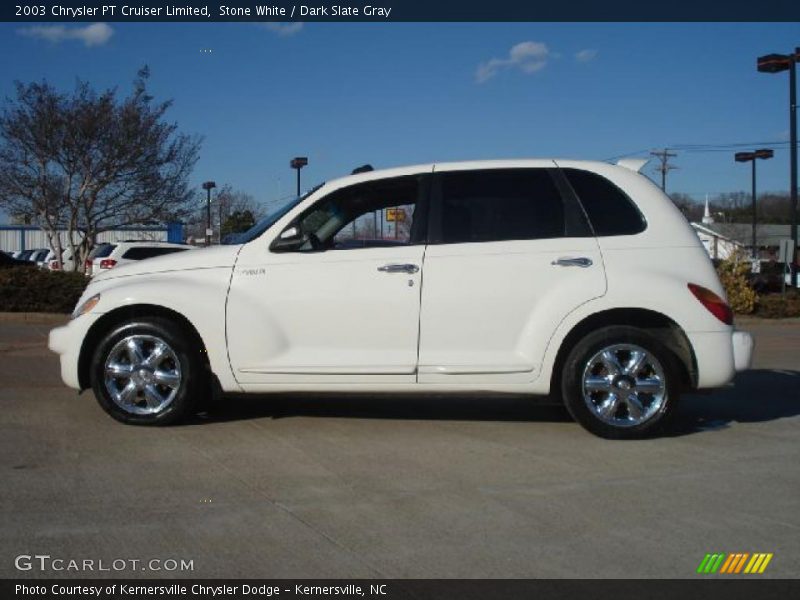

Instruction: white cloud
[475,41,550,84]
[18,23,114,47]
[575,49,598,63]
[257,22,304,36]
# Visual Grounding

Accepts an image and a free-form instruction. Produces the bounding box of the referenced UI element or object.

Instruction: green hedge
[0,267,88,313]
[754,291,800,319]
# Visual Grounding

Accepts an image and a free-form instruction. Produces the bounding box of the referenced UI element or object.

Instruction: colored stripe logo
[697,553,773,574]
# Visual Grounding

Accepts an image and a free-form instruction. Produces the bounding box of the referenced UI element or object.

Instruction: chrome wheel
[582,344,667,428]
[104,335,182,415]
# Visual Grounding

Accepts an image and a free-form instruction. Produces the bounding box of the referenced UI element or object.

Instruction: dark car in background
[0,251,36,268]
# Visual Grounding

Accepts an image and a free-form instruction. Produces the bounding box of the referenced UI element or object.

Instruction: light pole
[758,49,799,285]
[735,149,774,259]
[202,181,216,246]
[290,157,308,196]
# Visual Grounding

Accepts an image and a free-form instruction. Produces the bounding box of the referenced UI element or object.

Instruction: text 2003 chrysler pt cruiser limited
[49,159,753,438]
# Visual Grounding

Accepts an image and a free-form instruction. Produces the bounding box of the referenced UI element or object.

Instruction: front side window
[436,169,566,244]
[289,175,424,251]
[225,184,324,245]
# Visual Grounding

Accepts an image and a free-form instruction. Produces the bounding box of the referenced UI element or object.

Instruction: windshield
[222,184,325,245]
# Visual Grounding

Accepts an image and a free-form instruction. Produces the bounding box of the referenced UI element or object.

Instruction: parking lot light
[290,157,308,196]
[735,149,774,259]
[758,49,799,285]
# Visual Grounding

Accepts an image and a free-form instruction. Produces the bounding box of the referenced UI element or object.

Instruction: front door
[226,174,428,385]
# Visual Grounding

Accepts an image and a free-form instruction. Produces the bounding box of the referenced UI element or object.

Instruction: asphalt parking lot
[0,315,798,579]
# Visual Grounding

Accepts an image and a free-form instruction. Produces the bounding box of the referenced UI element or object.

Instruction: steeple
[702,194,714,225]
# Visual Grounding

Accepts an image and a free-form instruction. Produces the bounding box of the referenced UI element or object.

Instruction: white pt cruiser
[49,159,754,438]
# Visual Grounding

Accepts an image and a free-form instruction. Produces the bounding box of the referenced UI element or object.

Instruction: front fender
[84,266,240,392]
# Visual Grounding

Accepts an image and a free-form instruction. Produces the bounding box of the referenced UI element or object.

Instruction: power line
[605,140,791,161]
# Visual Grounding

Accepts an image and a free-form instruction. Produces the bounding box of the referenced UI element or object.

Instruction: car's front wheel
[90,317,206,425]
[561,326,679,439]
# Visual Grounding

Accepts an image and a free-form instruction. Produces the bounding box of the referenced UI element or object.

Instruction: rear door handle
[378,263,419,274]
[551,257,593,268]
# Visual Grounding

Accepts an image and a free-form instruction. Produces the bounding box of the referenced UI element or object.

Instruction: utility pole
[218,192,225,243]
[650,149,678,192]
[202,181,216,247]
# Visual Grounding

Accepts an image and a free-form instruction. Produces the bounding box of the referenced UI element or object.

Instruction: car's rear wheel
[90,317,206,425]
[561,326,679,439]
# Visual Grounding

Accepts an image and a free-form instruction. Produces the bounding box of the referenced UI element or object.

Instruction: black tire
[560,325,680,439]
[90,317,208,425]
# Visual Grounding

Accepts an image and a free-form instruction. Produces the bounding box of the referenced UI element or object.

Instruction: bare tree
[182,185,264,243]
[215,184,264,223]
[669,193,702,222]
[0,67,201,269]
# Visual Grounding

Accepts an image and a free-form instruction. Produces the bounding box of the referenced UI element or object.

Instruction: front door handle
[378,263,419,274]
[551,257,593,268]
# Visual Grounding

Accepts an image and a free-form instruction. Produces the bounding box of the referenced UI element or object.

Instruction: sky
[0,21,798,217]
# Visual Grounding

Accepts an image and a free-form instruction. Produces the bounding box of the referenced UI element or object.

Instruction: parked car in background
[0,251,36,268]
[49,159,753,439]
[748,261,786,294]
[84,243,115,276]
[15,249,36,262]
[46,248,76,272]
[87,241,193,277]
[29,249,50,266]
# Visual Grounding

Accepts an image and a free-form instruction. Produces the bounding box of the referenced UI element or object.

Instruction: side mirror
[280,226,300,240]
[270,226,307,252]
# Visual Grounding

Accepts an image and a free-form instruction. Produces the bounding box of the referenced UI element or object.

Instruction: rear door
[418,163,607,384]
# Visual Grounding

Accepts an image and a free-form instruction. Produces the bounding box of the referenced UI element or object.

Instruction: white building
[0,223,184,253]
[690,222,743,260]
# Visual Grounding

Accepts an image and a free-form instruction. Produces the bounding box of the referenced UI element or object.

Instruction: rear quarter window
[563,168,646,236]
[121,247,187,260]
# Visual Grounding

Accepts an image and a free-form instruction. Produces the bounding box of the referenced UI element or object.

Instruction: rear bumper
[688,329,754,389]
[732,330,754,372]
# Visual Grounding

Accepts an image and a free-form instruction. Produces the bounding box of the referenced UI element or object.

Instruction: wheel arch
[547,307,698,398]
[77,304,209,391]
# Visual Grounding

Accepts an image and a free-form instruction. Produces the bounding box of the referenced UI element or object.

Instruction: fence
[0,223,184,253]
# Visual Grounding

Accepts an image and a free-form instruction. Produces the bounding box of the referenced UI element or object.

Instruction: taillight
[688,283,733,325]
[49,260,60,270]
[85,259,92,268]
[99,259,117,269]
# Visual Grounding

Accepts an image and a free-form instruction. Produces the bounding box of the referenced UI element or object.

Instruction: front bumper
[732,330,754,372]
[48,313,103,390]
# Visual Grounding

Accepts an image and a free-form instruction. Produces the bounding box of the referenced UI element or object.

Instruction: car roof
[320,158,623,192]
[114,239,185,244]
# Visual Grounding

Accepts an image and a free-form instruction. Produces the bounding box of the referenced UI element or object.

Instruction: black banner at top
[3,0,800,22]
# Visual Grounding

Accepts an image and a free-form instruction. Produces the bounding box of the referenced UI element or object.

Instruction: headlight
[72,294,101,319]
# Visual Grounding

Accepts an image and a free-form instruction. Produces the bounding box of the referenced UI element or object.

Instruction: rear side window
[563,169,646,236]
[121,247,187,260]
[437,169,565,244]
